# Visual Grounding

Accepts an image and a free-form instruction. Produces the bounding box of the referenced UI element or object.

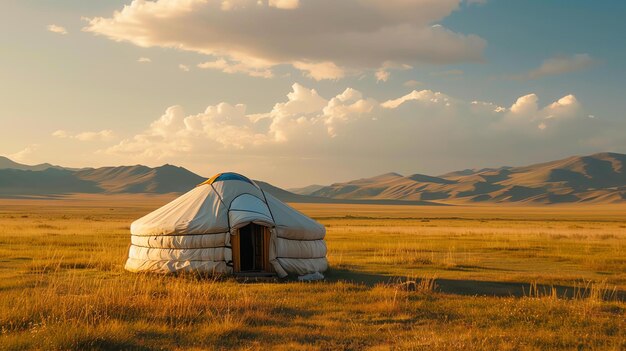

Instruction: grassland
[0,196,624,350]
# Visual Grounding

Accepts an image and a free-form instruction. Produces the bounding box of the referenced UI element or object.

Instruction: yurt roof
[198,172,257,187]
[130,172,325,239]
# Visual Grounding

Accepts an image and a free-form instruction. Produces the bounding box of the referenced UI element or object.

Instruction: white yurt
[125,172,328,278]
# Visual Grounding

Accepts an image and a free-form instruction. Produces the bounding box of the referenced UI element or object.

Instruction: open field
[0,196,625,350]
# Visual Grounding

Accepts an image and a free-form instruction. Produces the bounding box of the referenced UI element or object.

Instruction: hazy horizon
[2,1,626,187]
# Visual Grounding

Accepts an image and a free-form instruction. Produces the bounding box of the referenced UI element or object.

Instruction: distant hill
[307,152,626,204]
[287,184,326,195]
[0,159,386,204]
[0,165,204,196]
[256,180,318,202]
[0,156,68,172]
[2,152,626,204]
[75,165,205,193]
[0,168,102,195]
[0,158,442,205]
[257,180,438,205]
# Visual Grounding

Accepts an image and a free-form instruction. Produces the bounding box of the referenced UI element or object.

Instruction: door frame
[231,224,273,274]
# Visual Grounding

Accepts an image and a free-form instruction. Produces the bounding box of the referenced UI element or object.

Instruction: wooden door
[232,224,272,274]
[231,233,241,273]
[262,226,273,273]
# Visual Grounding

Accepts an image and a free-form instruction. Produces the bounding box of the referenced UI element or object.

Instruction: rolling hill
[0,161,438,205]
[287,184,326,195]
[74,165,206,193]
[305,152,626,204]
[0,159,397,204]
[2,152,625,204]
[0,168,102,195]
[0,165,204,196]
[0,156,67,172]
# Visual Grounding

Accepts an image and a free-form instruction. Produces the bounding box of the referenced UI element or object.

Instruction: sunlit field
[0,196,624,350]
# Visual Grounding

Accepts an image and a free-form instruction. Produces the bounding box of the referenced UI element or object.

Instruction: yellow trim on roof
[197,173,222,187]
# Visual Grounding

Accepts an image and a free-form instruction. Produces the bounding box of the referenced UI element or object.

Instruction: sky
[1,0,626,187]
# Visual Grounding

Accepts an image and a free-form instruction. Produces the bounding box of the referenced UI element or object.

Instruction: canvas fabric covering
[125,176,327,277]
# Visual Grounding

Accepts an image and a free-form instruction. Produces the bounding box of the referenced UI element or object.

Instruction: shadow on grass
[325,269,626,301]
[135,269,625,301]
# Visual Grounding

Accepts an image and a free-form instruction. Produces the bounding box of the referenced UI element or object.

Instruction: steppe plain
[0,195,624,350]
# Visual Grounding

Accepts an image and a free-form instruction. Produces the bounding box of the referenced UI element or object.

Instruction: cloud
[198,58,273,78]
[101,82,615,185]
[375,62,412,82]
[403,80,422,88]
[470,100,506,113]
[381,90,453,109]
[47,24,68,35]
[503,93,582,131]
[375,70,391,83]
[179,64,190,72]
[51,130,69,138]
[509,93,580,118]
[8,145,39,163]
[268,0,300,10]
[292,61,345,81]
[509,93,538,115]
[137,57,152,63]
[514,54,595,80]
[84,0,486,80]
[53,129,114,141]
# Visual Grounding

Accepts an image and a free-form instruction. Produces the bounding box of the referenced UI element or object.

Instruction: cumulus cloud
[100,82,614,184]
[179,64,190,72]
[502,93,582,131]
[514,54,596,80]
[509,93,538,115]
[47,24,68,35]
[53,129,114,141]
[381,90,453,109]
[137,57,152,63]
[292,61,346,81]
[84,0,486,80]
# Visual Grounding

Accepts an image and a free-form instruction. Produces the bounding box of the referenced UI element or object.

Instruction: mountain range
[293,152,626,204]
[2,153,626,204]
[0,156,69,172]
[0,157,355,204]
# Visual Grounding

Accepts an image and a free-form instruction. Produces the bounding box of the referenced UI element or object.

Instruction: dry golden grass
[0,196,624,350]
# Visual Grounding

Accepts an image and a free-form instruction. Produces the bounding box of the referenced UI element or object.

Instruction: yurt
[125,172,328,278]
